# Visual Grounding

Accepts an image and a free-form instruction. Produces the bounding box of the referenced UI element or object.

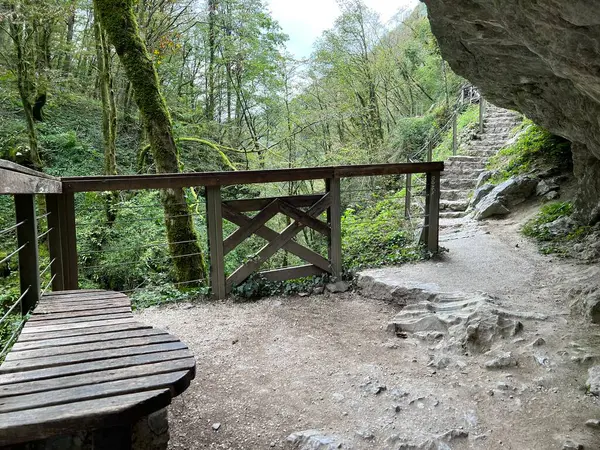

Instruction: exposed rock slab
[473,175,538,220]
[421,0,600,224]
[287,430,344,450]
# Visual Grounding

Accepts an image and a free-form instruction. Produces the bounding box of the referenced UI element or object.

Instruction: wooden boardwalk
[0,290,195,446]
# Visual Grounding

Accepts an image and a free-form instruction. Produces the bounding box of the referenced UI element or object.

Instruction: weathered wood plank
[43,289,105,296]
[16,321,151,342]
[278,200,330,236]
[15,194,40,314]
[61,162,445,192]
[41,291,126,302]
[12,328,166,351]
[0,371,191,414]
[25,312,133,327]
[259,265,325,282]
[0,357,195,397]
[427,171,441,252]
[58,192,78,290]
[223,199,280,255]
[206,186,226,300]
[21,317,137,334]
[45,194,65,291]
[5,334,177,362]
[0,349,193,385]
[222,206,331,273]
[222,194,323,212]
[30,307,132,321]
[0,389,171,446]
[326,178,342,279]
[226,193,332,290]
[0,168,62,195]
[0,342,187,373]
[34,300,131,314]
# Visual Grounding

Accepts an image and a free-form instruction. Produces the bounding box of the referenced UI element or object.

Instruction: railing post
[452,114,458,155]
[426,171,441,253]
[479,98,486,134]
[427,140,433,162]
[14,194,40,314]
[404,173,412,219]
[326,178,342,280]
[45,194,64,291]
[58,193,78,290]
[206,185,226,299]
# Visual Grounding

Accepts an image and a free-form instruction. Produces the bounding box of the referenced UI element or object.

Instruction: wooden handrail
[0,161,62,195]
[61,162,444,192]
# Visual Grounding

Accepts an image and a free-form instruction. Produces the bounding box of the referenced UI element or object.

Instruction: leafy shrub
[432,104,479,161]
[522,202,574,242]
[341,191,425,270]
[488,121,571,184]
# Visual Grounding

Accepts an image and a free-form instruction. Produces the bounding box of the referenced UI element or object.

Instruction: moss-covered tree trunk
[9,17,41,168]
[94,0,207,284]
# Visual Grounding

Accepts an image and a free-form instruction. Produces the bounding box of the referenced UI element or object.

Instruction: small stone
[531,337,546,346]
[298,292,309,297]
[496,382,509,390]
[562,439,584,450]
[484,351,517,369]
[372,385,387,395]
[356,430,375,441]
[585,419,600,428]
[394,405,402,413]
[312,286,325,295]
[212,423,221,431]
[326,281,349,293]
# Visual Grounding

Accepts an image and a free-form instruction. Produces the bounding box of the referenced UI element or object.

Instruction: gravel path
[136,211,600,449]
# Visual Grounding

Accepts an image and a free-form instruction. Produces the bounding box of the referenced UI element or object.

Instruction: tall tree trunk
[94,12,119,223]
[10,19,41,168]
[94,0,207,284]
[62,1,77,76]
[205,0,218,121]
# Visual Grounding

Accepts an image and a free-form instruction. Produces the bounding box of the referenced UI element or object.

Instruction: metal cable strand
[0,221,26,236]
[41,274,57,296]
[0,319,27,360]
[0,243,28,265]
[37,227,53,240]
[0,287,29,326]
[39,258,56,278]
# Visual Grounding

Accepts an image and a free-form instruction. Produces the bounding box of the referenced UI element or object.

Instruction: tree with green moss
[94,0,206,284]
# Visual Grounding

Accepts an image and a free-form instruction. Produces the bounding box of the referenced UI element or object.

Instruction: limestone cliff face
[421,0,600,223]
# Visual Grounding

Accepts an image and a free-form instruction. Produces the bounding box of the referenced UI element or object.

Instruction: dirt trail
[136,211,600,450]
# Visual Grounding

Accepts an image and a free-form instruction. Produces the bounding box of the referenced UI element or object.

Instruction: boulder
[586,366,600,396]
[421,0,600,224]
[287,430,344,450]
[470,184,494,209]
[475,170,498,190]
[539,216,576,238]
[536,180,560,197]
[473,176,537,220]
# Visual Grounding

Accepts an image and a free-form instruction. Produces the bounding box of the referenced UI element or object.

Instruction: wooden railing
[0,160,443,305]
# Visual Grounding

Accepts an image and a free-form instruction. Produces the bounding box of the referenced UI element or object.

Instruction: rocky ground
[136,208,600,450]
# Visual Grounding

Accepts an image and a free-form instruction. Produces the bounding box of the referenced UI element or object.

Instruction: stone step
[440,199,469,212]
[440,189,469,201]
[440,211,468,219]
[440,177,478,189]
[443,167,485,176]
[445,160,486,169]
[447,155,486,163]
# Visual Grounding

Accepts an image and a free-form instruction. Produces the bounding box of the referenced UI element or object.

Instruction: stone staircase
[439,104,522,219]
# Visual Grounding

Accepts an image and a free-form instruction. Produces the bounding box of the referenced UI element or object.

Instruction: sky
[267,0,420,59]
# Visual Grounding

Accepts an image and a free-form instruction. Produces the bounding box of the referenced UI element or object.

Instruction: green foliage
[488,120,572,184]
[522,202,574,241]
[341,191,425,270]
[522,202,590,255]
[432,104,479,161]
[232,273,330,300]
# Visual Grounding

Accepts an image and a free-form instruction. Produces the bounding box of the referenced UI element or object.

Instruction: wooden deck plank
[30,307,132,321]
[0,371,191,414]
[42,289,105,296]
[40,292,127,302]
[0,389,171,446]
[12,328,166,352]
[0,342,188,373]
[16,321,151,342]
[21,317,137,334]
[34,300,131,314]
[0,349,193,385]
[5,334,178,362]
[0,357,195,397]
[25,313,134,327]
